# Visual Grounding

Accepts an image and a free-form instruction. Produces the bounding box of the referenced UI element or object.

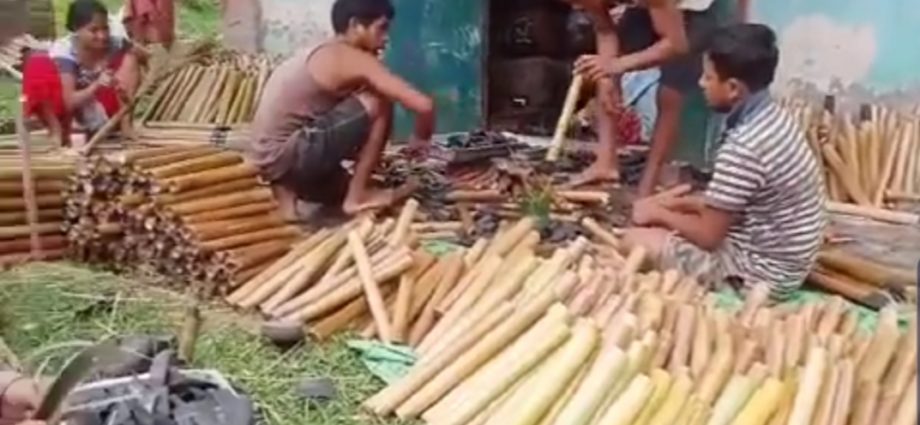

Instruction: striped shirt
[704,90,827,298]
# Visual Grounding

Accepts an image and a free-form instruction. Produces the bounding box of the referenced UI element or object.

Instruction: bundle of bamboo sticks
[784,99,920,210]
[226,199,469,337]
[809,248,917,308]
[227,196,648,340]
[0,34,48,80]
[135,125,253,151]
[64,145,300,293]
[362,225,917,425]
[0,153,73,266]
[140,52,274,127]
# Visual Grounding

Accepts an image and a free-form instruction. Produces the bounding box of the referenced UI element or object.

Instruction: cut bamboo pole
[484,320,598,425]
[849,381,880,425]
[227,230,330,301]
[786,346,826,425]
[347,231,394,342]
[874,124,909,205]
[827,201,919,225]
[821,143,872,206]
[647,371,693,425]
[409,255,465,346]
[257,230,349,310]
[891,373,918,425]
[418,256,504,354]
[546,74,584,162]
[857,306,900,384]
[394,307,570,419]
[553,341,628,425]
[729,377,783,425]
[422,256,539,361]
[391,274,415,344]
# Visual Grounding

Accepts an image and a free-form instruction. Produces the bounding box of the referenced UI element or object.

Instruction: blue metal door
[384,0,485,138]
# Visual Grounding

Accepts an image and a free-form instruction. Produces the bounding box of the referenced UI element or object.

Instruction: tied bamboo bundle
[783,96,920,213]
[359,227,917,425]
[0,153,75,267]
[0,34,49,80]
[141,51,274,128]
[63,146,300,294]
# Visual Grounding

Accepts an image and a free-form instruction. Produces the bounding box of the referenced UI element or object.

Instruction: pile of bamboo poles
[785,99,920,213]
[140,52,273,127]
[809,248,917,309]
[227,199,459,339]
[64,145,300,293]
[360,216,917,425]
[0,34,48,80]
[0,153,73,266]
[135,125,253,150]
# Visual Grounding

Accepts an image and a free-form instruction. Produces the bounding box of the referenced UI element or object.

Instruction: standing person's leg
[342,91,407,215]
[636,85,684,198]
[635,10,716,198]
[570,80,622,186]
[114,52,142,138]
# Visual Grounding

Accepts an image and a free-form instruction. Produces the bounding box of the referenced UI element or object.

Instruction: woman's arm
[59,71,105,112]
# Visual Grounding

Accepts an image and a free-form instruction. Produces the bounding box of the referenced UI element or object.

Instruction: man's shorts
[277,96,371,204]
[615,6,718,93]
[660,233,803,301]
[660,232,746,291]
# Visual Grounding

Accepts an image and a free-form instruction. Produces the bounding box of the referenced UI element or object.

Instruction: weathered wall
[753,0,920,100]
[259,0,335,53]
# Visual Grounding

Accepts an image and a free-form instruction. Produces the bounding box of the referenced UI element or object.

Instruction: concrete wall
[259,0,334,54]
[752,0,920,100]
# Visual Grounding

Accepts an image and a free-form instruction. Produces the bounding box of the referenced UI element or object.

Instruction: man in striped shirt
[624,23,827,299]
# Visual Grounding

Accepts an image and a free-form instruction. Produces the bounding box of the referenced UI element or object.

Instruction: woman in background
[22,0,142,148]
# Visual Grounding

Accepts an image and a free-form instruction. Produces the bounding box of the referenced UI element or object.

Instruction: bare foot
[271,185,299,222]
[567,161,620,188]
[343,189,396,216]
[342,180,419,216]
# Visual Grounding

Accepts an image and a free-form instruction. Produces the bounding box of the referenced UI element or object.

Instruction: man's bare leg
[342,92,398,215]
[570,84,620,187]
[636,85,684,198]
[622,227,669,260]
[115,53,142,140]
[272,184,299,222]
[39,102,68,149]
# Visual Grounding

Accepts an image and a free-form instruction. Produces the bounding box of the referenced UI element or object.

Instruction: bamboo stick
[546,74,584,162]
[821,144,872,206]
[856,306,900,384]
[553,341,628,425]
[348,231,394,342]
[827,201,919,225]
[484,320,598,425]
[373,289,566,418]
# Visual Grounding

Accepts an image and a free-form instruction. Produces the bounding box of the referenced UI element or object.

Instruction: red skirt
[22,52,124,132]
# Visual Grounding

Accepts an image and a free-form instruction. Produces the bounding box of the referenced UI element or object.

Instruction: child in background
[22,0,142,148]
[624,23,826,300]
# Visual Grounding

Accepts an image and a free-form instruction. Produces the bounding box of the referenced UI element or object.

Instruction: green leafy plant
[518,187,552,230]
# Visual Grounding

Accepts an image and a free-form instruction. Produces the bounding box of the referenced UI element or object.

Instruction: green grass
[0,77,19,130]
[0,262,407,425]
